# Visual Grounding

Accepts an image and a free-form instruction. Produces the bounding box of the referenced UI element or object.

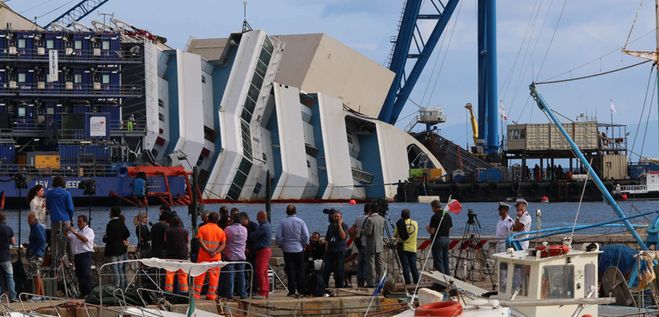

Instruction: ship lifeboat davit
[540,196,549,203]
[535,245,570,258]
[415,301,462,316]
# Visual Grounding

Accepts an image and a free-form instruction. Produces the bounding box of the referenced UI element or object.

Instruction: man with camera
[304,232,325,296]
[512,198,532,250]
[323,210,348,289]
[362,205,385,287]
[394,209,419,285]
[427,199,452,275]
[349,204,370,287]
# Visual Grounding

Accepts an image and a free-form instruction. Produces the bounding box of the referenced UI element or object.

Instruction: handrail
[0,48,142,61]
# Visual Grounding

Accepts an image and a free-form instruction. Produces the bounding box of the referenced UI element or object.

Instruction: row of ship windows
[16,39,111,50]
[14,73,111,84]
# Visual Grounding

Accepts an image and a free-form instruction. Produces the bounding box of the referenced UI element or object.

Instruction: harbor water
[4,201,659,245]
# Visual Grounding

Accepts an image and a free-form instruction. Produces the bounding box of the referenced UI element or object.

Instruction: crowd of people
[0,174,536,302]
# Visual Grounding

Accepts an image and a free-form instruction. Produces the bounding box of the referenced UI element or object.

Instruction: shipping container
[34,155,60,169]
[601,154,628,180]
[507,122,599,151]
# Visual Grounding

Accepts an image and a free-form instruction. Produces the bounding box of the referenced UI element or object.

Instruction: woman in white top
[28,184,48,229]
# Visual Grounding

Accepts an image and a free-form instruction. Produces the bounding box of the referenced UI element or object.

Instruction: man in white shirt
[495,203,513,253]
[67,215,95,297]
[512,198,532,250]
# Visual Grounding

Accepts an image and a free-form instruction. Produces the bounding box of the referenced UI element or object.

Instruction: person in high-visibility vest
[193,211,226,299]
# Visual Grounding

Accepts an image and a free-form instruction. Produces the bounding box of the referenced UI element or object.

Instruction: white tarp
[139,258,228,277]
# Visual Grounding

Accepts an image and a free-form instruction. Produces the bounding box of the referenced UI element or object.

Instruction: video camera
[322,208,338,223]
[79,178,96,195]
[372,199,389,217]
[14,173,27,189]
[467,209,481,229]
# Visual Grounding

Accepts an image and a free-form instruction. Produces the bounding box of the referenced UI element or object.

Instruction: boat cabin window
[513,264,531,296]
[584,264,595,294]
[46,40,54,49]
[541,265,574,299]
[499,262,508,293]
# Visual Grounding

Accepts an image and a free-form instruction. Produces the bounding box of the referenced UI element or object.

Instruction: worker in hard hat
[192,211,226,300]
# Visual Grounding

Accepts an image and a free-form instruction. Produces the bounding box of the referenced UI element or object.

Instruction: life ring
[535,245,570,258]
[415,301,463,317]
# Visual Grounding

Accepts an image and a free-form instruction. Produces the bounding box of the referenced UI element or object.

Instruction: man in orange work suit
[193,212,226,300]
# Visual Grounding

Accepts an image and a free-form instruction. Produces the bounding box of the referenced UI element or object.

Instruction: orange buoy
[621,194,628,201]
[415,301,462,316]
[348,199,357,205]
[540,196,549,203]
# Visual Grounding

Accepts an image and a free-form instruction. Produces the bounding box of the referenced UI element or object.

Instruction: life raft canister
[535,245,570,258]
[415,300,463,317]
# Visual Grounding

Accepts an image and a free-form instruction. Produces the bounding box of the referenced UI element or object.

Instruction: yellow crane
[464,103,478,147]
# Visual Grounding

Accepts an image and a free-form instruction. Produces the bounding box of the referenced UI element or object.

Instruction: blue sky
[7,0,659,156]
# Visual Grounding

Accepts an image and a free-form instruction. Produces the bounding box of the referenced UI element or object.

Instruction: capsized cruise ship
[0,3,442,203]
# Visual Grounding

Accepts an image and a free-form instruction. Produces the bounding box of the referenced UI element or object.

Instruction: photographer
[394,209,419,285]
[427,199,452,275]
[304,232,325,296]
[362,204,385,288]
[323,210,348,289]
[349,204,370,287]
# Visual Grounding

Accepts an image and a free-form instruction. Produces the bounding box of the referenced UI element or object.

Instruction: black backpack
[396,219,410,242]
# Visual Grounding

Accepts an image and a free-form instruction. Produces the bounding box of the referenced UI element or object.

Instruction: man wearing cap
[495,203,513,253]
[512,198,532,250]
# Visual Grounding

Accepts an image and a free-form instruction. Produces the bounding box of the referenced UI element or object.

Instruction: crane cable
[508,1,555,119]
[630,67,655,161]
[624,0,646,50]
[534,0,568,81]
[423,0,464,105]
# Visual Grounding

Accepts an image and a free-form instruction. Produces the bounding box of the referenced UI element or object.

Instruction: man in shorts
[28,212,46,300]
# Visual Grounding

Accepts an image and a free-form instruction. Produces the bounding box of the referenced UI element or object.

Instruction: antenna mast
[242,0,252,33]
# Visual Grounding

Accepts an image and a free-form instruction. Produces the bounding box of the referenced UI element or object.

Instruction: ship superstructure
[0,4,443,202]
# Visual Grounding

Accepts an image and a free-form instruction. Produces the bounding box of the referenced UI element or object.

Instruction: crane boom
[464,103,478,146]
[379,0,460,124]
[529,83,649,251]
[44,0,110,29]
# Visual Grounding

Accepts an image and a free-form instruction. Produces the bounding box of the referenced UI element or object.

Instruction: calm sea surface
[4,201,659,245]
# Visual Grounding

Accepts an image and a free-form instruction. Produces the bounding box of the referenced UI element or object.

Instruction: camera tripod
[381,213,410,295]
[452,209,495,290]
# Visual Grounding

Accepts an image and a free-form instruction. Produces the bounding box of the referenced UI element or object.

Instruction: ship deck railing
[0,48,143,63]
[0,83,143,97]
[0,163,120,177]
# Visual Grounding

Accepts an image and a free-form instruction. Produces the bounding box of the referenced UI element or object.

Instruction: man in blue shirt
[0,211,16,301]
[46,175,74,270]
[27,212,46,300]
[132,172,147,207]
[275,205,309,297]
[323,210,348,288]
